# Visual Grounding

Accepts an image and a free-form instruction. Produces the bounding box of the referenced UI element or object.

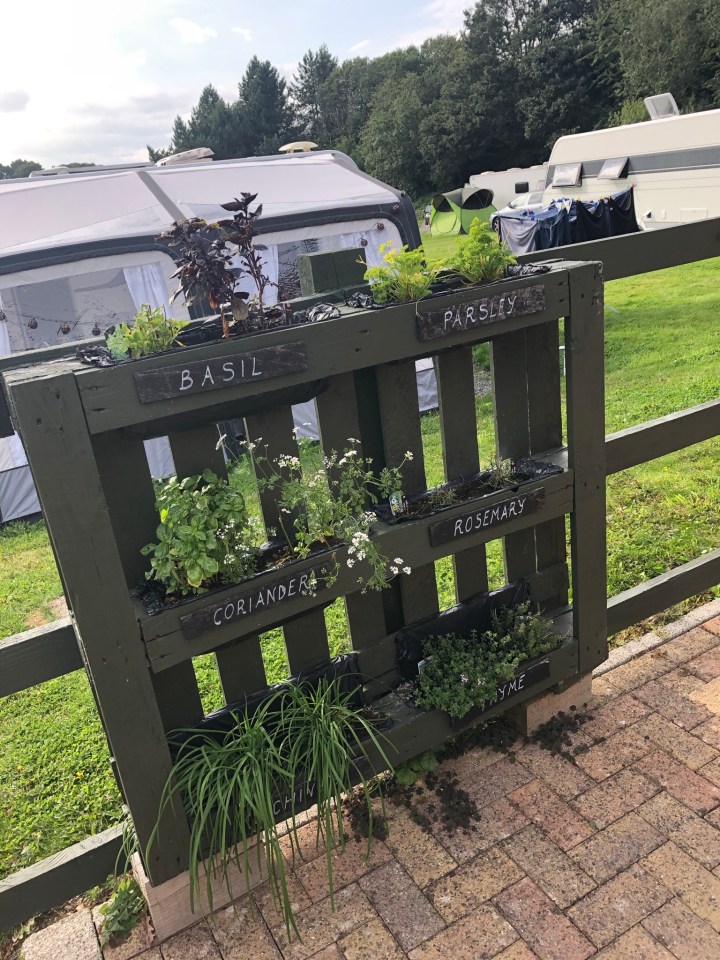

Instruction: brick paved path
[22,609,720,960]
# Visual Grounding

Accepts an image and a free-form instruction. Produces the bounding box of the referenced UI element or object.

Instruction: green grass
[1,252,718,879]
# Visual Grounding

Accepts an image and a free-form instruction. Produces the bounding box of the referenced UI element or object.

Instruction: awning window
[598,157,629,180]
[552,162,583,188]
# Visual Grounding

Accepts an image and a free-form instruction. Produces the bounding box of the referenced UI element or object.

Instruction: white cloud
[392,0,468,48]
[231,26,252,42]
[169,17,218,44]
[348,39,369,53]
[0,90,30,113]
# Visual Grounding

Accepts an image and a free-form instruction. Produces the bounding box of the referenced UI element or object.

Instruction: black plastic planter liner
[168,652,365,757]
[375,459,562,525]
[395,579,530,680]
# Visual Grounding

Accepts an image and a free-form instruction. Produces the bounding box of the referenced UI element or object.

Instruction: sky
[0,0,469,167]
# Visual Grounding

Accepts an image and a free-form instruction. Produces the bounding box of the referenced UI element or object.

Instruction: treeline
[5,0,718,194]
[151,0,719,196]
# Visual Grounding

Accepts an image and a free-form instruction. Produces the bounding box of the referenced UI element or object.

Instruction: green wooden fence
[0,216,718,930]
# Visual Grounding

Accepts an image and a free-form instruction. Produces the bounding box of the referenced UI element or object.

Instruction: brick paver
[26,604,720,960]
[501,826,596,909]
[425,845,523,923]
[642,897,720,959]
[594,925,674,959]
[508,779,595,850]
[407,906,517,960]
[358,861,445,952]
[567,811,664,884]
[566,864,672,948]
[493,877,595,960]
[632,750,720,812]
[636,792,720,869]
[571,767,659,829]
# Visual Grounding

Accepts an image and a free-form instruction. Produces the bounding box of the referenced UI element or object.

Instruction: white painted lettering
[179,369,193,391]
[213,607,223,627]
[478,302,489,322]
[454,519,464,537]
[277,583,286,600]
[508,500,517,517]
[517,497,527,514]
[255,590,265,608]
[288,578,297,597]
[224,602,234,621]
[506,294,517,315]
[517,672,526,690]
[201,366,215,388]
[299,573,310,594]
[222,362,235,382]
[236,598,246,617]
[252,355,262,377]
[443,309,454,331]
[465,305,475,325]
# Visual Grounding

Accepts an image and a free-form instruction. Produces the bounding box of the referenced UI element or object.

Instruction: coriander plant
[141,469,263,596]
[414,601,559,719]
[105,304,189,360]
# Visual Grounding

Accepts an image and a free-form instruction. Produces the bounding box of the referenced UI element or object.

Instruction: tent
[0,151,439,522]
[430,186,496,236]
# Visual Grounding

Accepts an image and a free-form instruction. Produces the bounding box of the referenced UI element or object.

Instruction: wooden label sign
[416,284,545,341]
[180,565,326,639]
[476,658,551,717]
[428,488,545,547]
[134,342,309,404]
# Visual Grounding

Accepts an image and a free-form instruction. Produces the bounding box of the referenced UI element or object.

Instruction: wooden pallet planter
[2,261,607,919]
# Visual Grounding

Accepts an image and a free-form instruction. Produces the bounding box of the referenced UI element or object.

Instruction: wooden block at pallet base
[505,671,593,736]
[131,848,267,941]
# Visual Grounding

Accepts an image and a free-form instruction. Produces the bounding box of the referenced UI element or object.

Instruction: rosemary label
[428,488,545,546]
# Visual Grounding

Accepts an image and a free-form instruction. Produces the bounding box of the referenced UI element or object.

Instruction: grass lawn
[0,249,718,879]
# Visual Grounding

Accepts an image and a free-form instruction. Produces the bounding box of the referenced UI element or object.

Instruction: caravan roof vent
[644,93,679,120]
[29,167,70,178]
[156,147,214,167]
[279,141,318,154]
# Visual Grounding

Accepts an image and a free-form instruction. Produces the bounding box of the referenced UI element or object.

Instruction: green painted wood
[92,431,159,587]
[332,248,367,288]
[434,348,488,601]
[608,548,720,637]
[606,398,720,475]
[0,825,123,933]
[215,638,267,703]
[376,360,439,623]
[74,269,572,436]
[5,367,191,886]
[298,251,338,295]
[491,329,537,582]
[151,663,204,731]
[244,405,330,675]
[525,321,568,609]
[517,216,720,280]
[315,371,390,654]
[566,262,608,672]
[169,424,226,478]
[140,469,573,669]
[0,619,82,697]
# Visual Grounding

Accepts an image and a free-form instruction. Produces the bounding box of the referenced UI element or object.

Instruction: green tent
[430,186,495,236]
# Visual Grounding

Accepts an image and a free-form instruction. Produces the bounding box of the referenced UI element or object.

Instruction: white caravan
[467,164,548,211]
[0,151,429,523]
[542,101,720,229]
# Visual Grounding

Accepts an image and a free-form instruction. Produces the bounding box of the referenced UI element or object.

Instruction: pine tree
[237,57,294,156]
[290,44,338,143]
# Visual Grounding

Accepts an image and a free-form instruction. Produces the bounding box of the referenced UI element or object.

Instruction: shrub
[105,304,189,360]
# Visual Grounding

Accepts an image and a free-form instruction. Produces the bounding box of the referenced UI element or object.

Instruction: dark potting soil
[374,458,562,525]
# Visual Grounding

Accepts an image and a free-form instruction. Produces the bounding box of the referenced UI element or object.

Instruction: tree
[290,45,338,143]
[237,57,294,155]
[360,74,432,196]
[0,159,42,179]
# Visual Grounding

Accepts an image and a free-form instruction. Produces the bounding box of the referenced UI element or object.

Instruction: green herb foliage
[105,305,189,360]
[142,469,263,596]
[254,438,413,592]
[152,679,392,936]
[364,242,440,303]
[98,877,145,946]
[446,218,516,285]
[414,602,559,719]
[279,679,393,907]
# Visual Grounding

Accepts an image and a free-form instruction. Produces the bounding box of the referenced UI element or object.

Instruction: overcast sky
[0,0,468,167]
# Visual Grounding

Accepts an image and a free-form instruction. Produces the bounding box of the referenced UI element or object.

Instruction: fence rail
[1,217,719,932]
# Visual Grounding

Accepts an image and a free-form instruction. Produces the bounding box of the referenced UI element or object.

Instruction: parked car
[491,191,545,230]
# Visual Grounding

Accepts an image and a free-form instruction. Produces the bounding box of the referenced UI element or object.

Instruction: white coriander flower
[405,450,414,460]
[394,558,403,564]
[403,566,411,575]
[460,674,469,684]
[390,565,399,575]
[347,558,355,568]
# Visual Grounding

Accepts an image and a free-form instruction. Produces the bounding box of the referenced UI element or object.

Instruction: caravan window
[598,157,629,180]
[552,163,583,188]
[0,253,187,352]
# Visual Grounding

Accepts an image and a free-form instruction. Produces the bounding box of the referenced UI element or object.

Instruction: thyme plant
[414,602,559,719]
